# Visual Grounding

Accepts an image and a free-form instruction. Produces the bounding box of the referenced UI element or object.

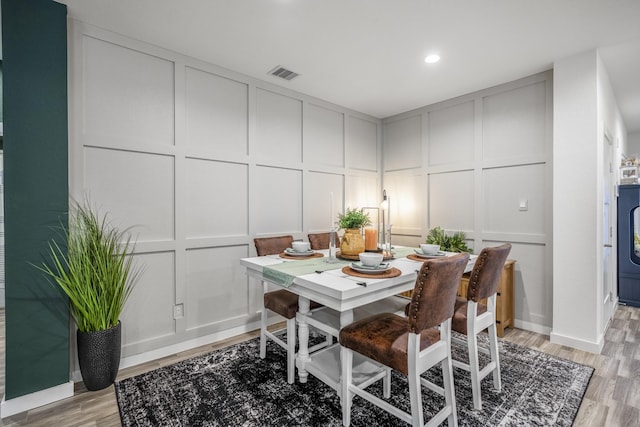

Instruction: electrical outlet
[173,303,184,319]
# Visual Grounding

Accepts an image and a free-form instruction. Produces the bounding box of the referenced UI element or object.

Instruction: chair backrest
[308,232,340,250]
[254,235,294,256]
[407,253,470,333]
[466,243,512,302]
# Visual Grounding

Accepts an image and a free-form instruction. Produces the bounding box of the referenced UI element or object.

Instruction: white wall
[68,22,382,361]
[551,49,626,353]
[382,72,553,333]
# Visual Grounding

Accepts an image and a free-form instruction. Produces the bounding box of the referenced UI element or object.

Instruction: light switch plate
[173,303,184,319]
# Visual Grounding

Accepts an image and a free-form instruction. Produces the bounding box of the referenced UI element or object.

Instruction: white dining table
[240,248,476,395]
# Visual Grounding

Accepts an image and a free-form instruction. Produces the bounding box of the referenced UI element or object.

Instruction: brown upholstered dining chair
[307,231,340,250]
[254,235,326,384]
[340,252,470,427]
[451,243,511,410]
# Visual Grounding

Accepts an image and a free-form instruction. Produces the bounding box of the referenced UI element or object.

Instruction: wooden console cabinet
[400,259,515,338]
[457,259,515,337]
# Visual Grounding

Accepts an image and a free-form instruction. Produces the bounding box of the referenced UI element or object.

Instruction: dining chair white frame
[259,282,333,384]
[451,243,511,410]
[341,319,458,427]
[451,295,501,410]
[255,235,331,384]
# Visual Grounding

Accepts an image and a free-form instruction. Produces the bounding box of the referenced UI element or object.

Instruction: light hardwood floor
[0,306,638,426]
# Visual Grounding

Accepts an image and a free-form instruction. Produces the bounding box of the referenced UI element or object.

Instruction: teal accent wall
[2,0,69,399]
[1,60,3,149]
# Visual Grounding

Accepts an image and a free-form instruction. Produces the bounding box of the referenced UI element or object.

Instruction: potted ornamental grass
[337,208,372,256]
[38,201,141,391]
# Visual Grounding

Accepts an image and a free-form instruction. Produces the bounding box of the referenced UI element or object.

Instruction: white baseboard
[549,330,604,354]
[119,318,264,370]
[514,319,552,335]
[1,381,74,418]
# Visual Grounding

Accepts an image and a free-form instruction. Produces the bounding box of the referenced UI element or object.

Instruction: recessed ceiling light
[424,54,440,64]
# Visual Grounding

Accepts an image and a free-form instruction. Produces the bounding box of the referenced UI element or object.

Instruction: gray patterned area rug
[115,334,593,426]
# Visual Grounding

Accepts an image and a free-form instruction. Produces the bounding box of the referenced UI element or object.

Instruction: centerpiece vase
[340,228,365,256]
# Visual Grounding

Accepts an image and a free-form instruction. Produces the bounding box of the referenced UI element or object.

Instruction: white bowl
[420,244,440,255]
[291,241,311,252]
[359,252,384,267]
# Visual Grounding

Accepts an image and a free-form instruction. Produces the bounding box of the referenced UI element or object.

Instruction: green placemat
[263,257,351,287]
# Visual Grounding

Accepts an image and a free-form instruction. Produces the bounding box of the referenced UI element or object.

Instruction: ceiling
[58,0,640,132]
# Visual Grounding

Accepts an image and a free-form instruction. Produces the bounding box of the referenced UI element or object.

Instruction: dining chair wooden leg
[341,346,353,427]
[488,321,502,392]
[442,351,457,425]
[260,294,268,360]
[467,321,483,410]
[286,317,296,384]
[407,335,424,427]
[383,367,391,399]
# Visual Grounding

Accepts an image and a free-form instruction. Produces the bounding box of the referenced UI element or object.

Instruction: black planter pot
[77,321,122,391]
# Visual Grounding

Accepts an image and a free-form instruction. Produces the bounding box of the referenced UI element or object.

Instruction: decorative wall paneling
[69,22,381,361]
[382,72,553,332]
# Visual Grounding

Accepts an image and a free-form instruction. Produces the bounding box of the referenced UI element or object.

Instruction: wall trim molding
[549,330,605,354]
[0,381,74,418]
[119,318,264,370]
[514,319,552,336]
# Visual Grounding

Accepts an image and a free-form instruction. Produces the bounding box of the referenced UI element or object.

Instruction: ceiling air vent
[269,65,299,81]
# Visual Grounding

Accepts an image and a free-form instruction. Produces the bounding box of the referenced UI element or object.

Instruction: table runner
[262,246,416,287]
[263,257,351,287]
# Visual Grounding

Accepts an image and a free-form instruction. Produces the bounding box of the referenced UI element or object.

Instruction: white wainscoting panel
[382,71,552,332]
[482,81,546,161]
[121,251,176,347]
[305,172,344,232]
[346,174,379,212]
[185,158,248,239]
[383,115,422,171]
[185,67,248,154]
[82,36,175,146]
[383,170,423,236]
[347,116,378,172]
[253,166,303,234]
[83,147,175,242]
[483,240,549,327]
[428,101,475,166]
[254,89,302,163]
[483,164,545,235]
[429,170,475,232]
[185,246,250,330]
[304,103,344,167]
[70,21,382,372]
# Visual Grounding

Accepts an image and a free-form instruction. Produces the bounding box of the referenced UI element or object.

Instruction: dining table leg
[297,296,311,383]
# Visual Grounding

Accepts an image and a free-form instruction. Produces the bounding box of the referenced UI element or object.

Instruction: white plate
[350,262,391,274]
[413,250,447,259]
[284,248,315,257]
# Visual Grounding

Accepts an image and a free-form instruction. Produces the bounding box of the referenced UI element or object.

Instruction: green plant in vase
[426,226,473,253]
[337,208,371,256]
[337,208,372,229]
[37,201,142,391]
